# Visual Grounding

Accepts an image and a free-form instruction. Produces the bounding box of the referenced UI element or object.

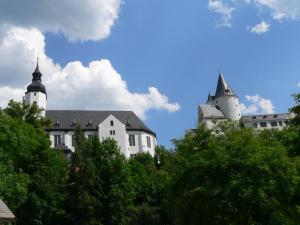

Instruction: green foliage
[171,124,300,225]
[0,102,67,225]
[65,128,133,225]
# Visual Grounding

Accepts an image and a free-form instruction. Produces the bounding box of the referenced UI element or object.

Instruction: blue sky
[0,0,299,147]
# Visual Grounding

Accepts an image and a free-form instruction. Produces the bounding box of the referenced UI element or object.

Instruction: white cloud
[208,0,235,27]
[241,94,275,115]
[0,27,180,120]
[208,0,300,32]
[297,82,300,87]
[0,0,121,42]
[248,21,270,34]
[252,0,300,21]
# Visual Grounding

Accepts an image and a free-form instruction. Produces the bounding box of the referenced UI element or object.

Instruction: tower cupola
[24,59,47,116]
[26,60,46,94]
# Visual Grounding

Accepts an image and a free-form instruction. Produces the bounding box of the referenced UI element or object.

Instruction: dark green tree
[65,128,133,225]
[0,101,67,225]
[171,124,300,225]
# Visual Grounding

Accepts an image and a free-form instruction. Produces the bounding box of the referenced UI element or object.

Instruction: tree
[65,128,133,225]
[0,102,67,225]
[128,149,174,225]
[171,124,300,225]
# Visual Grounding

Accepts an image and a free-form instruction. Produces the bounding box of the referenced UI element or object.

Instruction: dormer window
[71,119,77,126]
[252,116,256,119]
[54,119,59,127]
[274,114,278,118]
[263,115,267,119]
[87,119,92,127]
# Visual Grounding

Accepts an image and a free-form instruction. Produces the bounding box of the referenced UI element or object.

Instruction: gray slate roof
[0,199,15,222]
[45,110,156,136]
[215,73,237,98]
[241,113,291,123]
[199,105,225,119]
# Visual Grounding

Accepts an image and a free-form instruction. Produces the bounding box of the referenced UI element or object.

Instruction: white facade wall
[140,132,156,156]
[126,131,142,156]
[243,120,287,131]
[98,115,128,157]
[215,96,241,121]
[25,91,47,117]
[48,115,157,158]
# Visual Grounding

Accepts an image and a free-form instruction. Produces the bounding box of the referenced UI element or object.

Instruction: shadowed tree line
[0,93,299,225]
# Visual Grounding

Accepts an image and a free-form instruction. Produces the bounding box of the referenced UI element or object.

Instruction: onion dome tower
[25,59,47,116]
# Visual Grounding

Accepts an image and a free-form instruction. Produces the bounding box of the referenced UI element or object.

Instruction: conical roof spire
[206,92,214,104]
[32,57,42,81]
[215,73,237,98]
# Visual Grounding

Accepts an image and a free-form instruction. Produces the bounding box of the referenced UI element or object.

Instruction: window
[110,120,114,126]
[72,135,75,146]
[88,134,94,139]
[279,121,283,126]
[110,130,115,135]
[253,123,257,128]
[252,116,256,120]
[274,114,278,118]
[271,121,278,127]
[54,135,62,147]
[146,136,151,148]
[130,154,136,159]
[263,115,267,119]
[33,101,37,105]
[260,122,267,127]
[34,93,36,96]
[129,134,135,146]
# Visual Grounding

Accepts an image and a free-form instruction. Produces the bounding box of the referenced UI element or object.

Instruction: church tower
[25,60,47,117]
[214,73,241,121]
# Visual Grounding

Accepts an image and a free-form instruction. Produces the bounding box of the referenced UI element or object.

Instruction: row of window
[54,134,152,148]
[128,135,151,148]
[252,114,280,120]
[253,120,284,128]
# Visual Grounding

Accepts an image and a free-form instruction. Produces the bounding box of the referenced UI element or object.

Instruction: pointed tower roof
[206,92,215,104]
[26,58,46,94]
[215,73,237,98]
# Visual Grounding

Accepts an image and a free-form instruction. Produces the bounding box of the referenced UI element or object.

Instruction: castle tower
[214,73,241,121]
[25,59,47,117]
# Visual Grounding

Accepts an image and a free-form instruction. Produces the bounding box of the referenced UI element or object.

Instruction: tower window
[54,135,62,147]
[146,136,151,148]
[129,134,135,146]
[110,120,114,126]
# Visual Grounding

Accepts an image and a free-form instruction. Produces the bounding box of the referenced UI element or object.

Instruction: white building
[198,73,290,130]
[24,62,157,158]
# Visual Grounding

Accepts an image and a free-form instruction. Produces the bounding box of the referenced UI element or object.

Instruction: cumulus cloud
[0,0,121,42]
[240,94,275,115]
[208,0,300,32]
[0,27,180,120]
[297,82,300,87]
[252,0,300,21]
[208,0,235,27]
[248,21,270,34]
